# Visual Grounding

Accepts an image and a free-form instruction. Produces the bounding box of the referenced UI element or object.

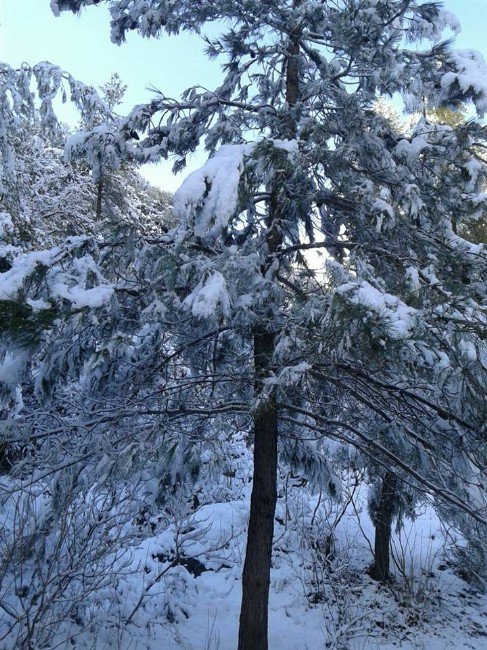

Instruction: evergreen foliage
[0,1,486,647]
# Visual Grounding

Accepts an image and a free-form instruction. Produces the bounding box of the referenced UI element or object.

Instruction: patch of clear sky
[0,0,486,191]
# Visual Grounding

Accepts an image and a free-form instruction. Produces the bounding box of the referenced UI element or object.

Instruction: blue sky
[1,0,486,190]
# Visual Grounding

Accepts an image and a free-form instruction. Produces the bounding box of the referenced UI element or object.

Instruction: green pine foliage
[0,2,486,646]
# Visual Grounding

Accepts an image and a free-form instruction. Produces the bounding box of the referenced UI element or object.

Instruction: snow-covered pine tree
[357,97,487,583]
[0,62,181,646]
[431,107,487,245]
[37,1,487,647]
[0,61,171,364]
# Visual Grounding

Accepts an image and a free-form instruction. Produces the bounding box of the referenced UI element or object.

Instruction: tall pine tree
[11,1,486,646]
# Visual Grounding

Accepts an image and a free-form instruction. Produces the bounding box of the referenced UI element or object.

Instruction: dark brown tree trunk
[285,38,299,107]
[238,7,300,648]
[369,471,398,583]
[96,176,103,220]
[238,331,278,650]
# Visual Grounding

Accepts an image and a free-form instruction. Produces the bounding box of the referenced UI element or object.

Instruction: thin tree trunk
[238,331,278,650]
[285,38,299,107]
[96,176,103,220]
[238,185,282,650]
[238,8,300,648]
[369,471,398,583]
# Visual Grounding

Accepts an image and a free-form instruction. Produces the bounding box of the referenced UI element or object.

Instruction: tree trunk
[238,175,284,650]
[369,471,398,583]
[238,7,300,647]
[96,176,103,220]
[238,331,278,650]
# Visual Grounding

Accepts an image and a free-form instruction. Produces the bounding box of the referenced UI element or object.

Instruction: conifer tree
[8,1,485,646]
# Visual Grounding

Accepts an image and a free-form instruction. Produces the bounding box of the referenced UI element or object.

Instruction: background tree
[0,62,185,647]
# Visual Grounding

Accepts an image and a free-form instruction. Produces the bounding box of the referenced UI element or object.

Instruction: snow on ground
[92,480,487,650]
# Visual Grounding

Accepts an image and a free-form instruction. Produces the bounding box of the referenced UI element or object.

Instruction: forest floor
[95,478,487,650]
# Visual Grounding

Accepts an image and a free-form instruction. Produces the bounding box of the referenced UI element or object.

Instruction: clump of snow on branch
[442,50,487,116]
[0,243,113,309]
[464,158,484,192]
[438,10,461,36]
[271,361,311,388]
[395,135,430,162]
[0,212,13,239]
[0,351,24,385]
[0,248,61,300]
[336,280,417,339]
[174,143,255,241]
[270,139,299,154]
[183,271,230,319]
[410,6,461,41]
[49,253,114,308]
[174,140,297,241]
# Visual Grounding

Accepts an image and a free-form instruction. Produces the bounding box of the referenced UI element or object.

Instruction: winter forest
[0,1,487,648]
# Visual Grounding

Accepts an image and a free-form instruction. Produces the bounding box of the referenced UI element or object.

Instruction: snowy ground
[90,482,487,650]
